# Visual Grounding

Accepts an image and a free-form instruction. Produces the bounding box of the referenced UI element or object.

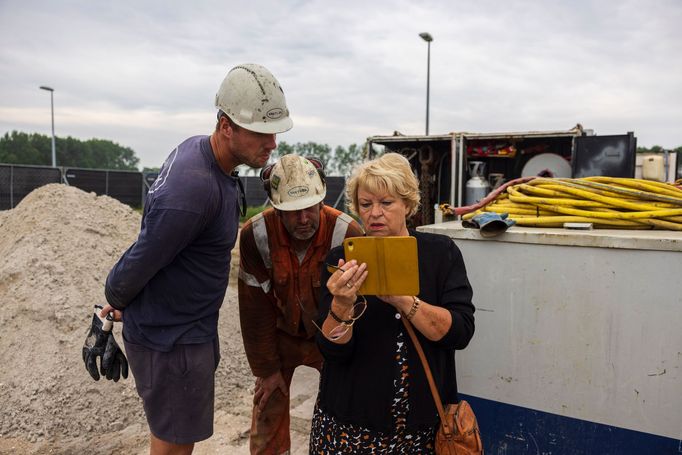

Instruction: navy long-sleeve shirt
[105,135,240,351]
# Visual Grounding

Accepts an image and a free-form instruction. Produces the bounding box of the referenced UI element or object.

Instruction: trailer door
[572,132,637,178]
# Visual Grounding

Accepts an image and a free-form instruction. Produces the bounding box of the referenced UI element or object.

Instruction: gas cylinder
[464,161,491,206]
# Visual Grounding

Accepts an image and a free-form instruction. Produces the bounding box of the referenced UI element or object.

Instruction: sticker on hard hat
[266,108,284,120]
[271,175,280,190]
[288,186,309,198]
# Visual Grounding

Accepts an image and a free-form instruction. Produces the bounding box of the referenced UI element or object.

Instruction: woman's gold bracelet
[405,296,421,321]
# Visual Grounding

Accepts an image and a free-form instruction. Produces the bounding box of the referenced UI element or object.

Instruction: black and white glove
[82,305,128,382]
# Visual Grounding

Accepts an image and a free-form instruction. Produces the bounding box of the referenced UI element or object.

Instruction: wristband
[329,307,353,324]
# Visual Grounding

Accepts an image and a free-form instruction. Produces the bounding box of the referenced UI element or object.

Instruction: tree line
[2,130,679,176]
[0,131,140,170]
[0,131,365,176]
[637,145,682,154]
[264,141,365,176]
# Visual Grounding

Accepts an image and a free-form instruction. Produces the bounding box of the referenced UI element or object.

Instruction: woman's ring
[346,282,353,289]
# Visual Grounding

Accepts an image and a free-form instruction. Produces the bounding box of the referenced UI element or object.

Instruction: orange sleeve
[238,223,282,378]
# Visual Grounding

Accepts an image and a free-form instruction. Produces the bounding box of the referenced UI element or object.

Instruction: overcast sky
[1,0,680,169]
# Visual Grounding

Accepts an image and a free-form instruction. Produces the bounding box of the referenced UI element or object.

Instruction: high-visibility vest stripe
[332,212,355,249]
[252,213,271,269]
[239,267,271,293]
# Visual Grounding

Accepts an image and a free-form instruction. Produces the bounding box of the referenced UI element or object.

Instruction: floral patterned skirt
[309,330,436,454]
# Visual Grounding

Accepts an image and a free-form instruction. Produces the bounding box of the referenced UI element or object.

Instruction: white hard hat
[263,155,326,211]
[215,63,293,134]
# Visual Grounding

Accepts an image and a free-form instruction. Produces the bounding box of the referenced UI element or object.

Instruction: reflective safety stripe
[252,213,272,269]
[331,211,355,248]
[239,268,271,294]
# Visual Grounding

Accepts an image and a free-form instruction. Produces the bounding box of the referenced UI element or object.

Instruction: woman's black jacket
[315,229,475,432]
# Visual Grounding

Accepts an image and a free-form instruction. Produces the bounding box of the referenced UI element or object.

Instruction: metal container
[464,161,491,206]
[418,222,682,453]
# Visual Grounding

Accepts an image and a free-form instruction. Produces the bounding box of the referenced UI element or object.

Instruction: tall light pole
[39,85,56,167]
[419,32,433,136]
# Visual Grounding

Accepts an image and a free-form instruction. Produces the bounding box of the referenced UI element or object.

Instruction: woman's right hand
[327,259,368,308]
[321,259,368,343]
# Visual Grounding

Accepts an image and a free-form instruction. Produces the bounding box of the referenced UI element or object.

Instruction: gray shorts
[124,336,220,444]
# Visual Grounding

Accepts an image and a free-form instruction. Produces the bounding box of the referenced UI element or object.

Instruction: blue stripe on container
[459,394,681,455]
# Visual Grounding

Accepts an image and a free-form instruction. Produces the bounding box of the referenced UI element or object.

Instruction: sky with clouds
[1,0,680,169]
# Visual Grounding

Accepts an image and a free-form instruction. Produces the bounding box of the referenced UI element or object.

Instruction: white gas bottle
[465,161,491,206]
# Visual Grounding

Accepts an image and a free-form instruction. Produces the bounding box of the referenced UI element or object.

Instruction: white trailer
[368,126,641,226]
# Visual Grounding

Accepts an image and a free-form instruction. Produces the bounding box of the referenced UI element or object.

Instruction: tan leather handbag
[401,316,483,454]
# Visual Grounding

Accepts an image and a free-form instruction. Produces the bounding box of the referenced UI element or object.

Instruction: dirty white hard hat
[265,155,326,211]
[215,63,293,134]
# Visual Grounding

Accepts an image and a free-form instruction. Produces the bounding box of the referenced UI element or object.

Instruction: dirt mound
[0,184,254,454]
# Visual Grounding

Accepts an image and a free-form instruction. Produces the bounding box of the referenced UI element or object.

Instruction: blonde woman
[309,153,476,453]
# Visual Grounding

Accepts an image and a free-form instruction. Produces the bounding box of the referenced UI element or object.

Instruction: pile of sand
[0,184,253,454]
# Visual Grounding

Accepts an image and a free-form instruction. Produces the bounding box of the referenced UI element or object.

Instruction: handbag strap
[401,314,452,435]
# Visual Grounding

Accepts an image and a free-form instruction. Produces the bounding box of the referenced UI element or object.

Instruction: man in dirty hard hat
[239,154,364,454]
[92,64,292,455]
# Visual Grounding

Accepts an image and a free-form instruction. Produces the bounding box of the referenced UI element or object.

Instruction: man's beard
[290,226,316,241]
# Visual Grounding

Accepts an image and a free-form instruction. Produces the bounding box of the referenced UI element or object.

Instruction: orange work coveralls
[238,205,363,455]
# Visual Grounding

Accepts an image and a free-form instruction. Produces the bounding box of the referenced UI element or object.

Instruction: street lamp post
[419,32,433,136]
[39,85,56,167]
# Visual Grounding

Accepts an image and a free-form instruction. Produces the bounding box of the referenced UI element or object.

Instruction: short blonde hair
[346,152,421,218]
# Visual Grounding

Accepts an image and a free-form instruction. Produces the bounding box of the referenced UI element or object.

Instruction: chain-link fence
[1,164,346,211]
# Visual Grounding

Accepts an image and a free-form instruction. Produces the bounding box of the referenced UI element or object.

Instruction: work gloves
[463,212,516,238]
[82,305,128,382]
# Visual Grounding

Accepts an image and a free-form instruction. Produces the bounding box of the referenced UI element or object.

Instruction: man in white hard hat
[238,154,364,454]
[93,64,292,455]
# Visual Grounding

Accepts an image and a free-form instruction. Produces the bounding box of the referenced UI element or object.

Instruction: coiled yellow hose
[461,177,682,230]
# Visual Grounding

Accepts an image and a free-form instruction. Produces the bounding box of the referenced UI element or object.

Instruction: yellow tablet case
[343,236,419,296]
